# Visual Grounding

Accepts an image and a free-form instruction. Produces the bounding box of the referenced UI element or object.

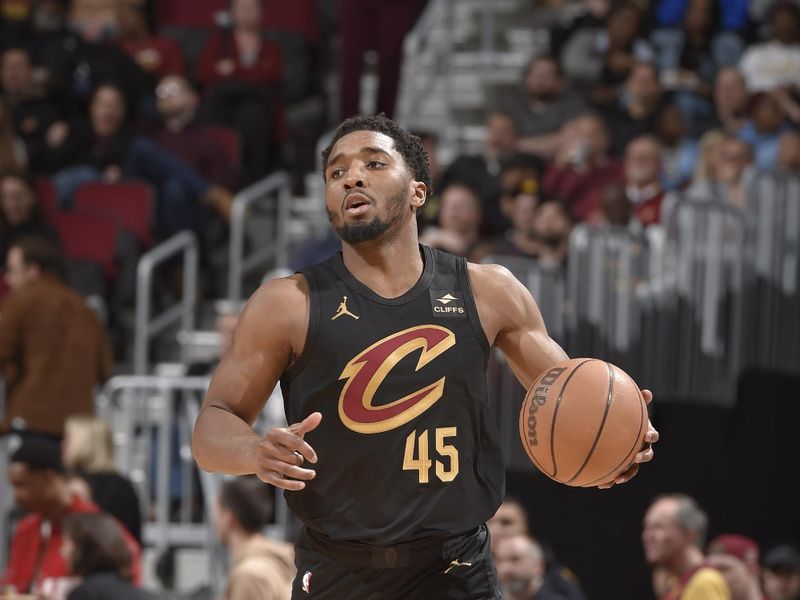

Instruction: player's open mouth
[344,193,372,216]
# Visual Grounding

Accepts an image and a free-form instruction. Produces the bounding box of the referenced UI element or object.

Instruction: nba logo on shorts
[302,571,312,593]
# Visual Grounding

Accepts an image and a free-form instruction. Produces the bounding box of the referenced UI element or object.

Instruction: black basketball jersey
[280,245,505,544]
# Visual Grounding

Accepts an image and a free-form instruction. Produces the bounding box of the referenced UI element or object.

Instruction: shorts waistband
[302,526,481,569]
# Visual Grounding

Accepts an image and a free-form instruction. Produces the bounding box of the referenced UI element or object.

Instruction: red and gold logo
[338,325,456,434]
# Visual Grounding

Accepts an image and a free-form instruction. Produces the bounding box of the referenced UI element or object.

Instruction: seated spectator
[653,103,699,191]
[650,0,744,133]
[687,136,754,209]
[45,82,233,235]
[705,553,763,600]
[761,545,800,600]
[0,438,141,595]
[542,113,623,222]
[0,237,112,437]
[778,130,800,171]
[487,497,530,545]
[599,183,636,228]
[197,0,283,184]
[0,170,58,262]
[63,512,156,600]
[623,135,671,226]
[498,153,546,222]
[0,46,61,171]
[474,178,541,261]
[68,0,118,43]
[420,182,484,259]
[214,476,295,600]
[152,75,238,190]
[739,3,800,93]
[0,96,28,171]
[63,415,143,545]
[531,199,573,267]
[691,129,727,186]
[551,0,611,87]
[708,534,761,578]
[506,55,586,161]
[495,534,579,600]
[737,92,792,170]
[590,3,654,107]
[711,67,750,135]
[642,494,730,600]
[604,62,665,157]
[115,0,186,81]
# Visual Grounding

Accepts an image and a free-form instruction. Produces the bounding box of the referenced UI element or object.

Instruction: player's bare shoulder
[466,261,532,345]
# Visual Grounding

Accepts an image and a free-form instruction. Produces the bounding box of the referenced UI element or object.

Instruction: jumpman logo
[332,296,359,320]
[444,559,473,574]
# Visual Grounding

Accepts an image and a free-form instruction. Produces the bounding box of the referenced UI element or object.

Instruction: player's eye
[330,168,344,179]
[367,161,384,168]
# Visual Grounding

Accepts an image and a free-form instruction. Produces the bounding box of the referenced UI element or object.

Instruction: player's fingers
[257,470,309,492]
[261,444,305,466]
[635,443,654,464]
[613,463,639,485]
[641,389,654,405]
[644,424,659,444]
[266,428,319,464]
[260,458,316,482]
[289,412,323,437]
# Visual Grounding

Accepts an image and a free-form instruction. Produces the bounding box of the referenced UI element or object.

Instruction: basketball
[518,358,648,487]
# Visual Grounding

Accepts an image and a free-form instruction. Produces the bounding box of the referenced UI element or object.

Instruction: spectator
[0,237,112,437]
[337,0,423,120]
[474,178,541,261]
[419,182,483,258]
[778,130,800,171]
[761,545,800,600]
[0,170,58,262]
[689,136,753,209]
[494,534,576,600]
[68,0,118,43]
[623,135,670,226]
[691,129,727,185]
[506,55,587,160]
[115,0,186,81]
[0,96,27,171]
[739,3,800,93]
[600,183,635,227]
[542,113,623,222]
[62,512,157,600]
[214,476,294,600]
[552,0,611,86]
[708,534,761,577]
[488,497,530,546]
[712,67,750,135]
[63,415,143,545]
[498,153,546,222]
[590,3,654,107]
[0,438,141,595]
[653,103,699,191]
[152,75,238,190]
[46,82,233,234]
[0,46,61,171]
[604,62,665,156]
[531,199,573,267]
[642,493,731,599]
[197,0,283,184]
[707,534,764,600]
[737,92,792,169]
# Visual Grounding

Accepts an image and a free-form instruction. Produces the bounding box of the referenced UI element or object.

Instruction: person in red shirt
[196,0,283,184]
[1,437,142,595]
[115,0,186,80]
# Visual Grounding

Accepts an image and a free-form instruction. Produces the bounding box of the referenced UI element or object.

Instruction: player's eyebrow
[327,146,393,170]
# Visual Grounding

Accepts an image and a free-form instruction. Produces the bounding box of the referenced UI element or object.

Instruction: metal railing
[227,171,291,301]
[134,231,199,375]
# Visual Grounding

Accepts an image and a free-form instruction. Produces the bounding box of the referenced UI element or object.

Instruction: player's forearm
[191,404,261,475]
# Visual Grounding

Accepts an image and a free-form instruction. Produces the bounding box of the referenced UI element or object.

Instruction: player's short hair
[10,437,65,474]
[321,114,433,197]
[218,476,274,534]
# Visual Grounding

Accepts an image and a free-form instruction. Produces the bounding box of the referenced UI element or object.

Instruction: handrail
[228,171,291,301]
[134,231,199,375]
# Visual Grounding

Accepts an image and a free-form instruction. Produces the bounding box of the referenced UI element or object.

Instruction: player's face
[642,499,692,566]
[324,130,424,244]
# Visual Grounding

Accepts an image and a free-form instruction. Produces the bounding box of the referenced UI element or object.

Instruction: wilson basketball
[518,358,648,487]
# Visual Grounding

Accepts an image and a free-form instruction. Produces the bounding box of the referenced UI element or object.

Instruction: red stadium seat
[36,179,59,223]
[52,210,119,278]
[74,181,155,248]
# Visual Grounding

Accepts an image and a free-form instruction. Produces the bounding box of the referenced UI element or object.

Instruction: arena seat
[35,179,59,222]
[74,181,155,248]
[53,209,119,278]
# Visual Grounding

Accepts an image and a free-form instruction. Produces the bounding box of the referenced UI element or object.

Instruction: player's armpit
[468,262,569,390]
[192,275,309,475]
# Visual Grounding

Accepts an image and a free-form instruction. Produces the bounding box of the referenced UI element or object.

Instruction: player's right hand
[255,412,321,491]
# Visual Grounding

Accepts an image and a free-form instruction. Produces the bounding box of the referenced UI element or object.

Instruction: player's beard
[330,189,408,244]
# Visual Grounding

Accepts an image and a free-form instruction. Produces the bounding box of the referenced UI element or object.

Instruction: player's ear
[410,181,427,211]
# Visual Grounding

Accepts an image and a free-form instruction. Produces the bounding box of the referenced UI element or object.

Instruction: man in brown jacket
[0,236,112,437]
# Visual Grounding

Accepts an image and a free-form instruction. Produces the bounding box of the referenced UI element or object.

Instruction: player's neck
[341,232,424,299]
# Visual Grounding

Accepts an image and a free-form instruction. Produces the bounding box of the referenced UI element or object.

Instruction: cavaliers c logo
[338,325,456,434]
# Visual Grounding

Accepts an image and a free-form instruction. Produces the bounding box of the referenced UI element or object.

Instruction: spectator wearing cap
[707,535,764,600]
[739,3,800,93]
[0,438,141,595]
[762,545,800,600]
[0,237,112,437]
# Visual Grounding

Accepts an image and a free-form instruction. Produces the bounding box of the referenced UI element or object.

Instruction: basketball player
[193,115,659,598]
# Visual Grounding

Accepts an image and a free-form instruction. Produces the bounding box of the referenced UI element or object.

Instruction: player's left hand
[597,389,658,489]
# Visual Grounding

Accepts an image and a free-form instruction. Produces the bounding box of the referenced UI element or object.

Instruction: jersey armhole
[456,257,491,361]
[282,270,320,383]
